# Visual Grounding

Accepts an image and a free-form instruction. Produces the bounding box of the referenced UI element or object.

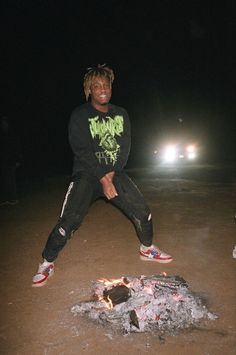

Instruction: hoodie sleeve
[68,108,108,180]
[113,108,131,172]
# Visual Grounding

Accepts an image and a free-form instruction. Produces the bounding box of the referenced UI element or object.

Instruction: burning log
[103,285,131,307]
[129,310,140,329]
[71,274,217,334]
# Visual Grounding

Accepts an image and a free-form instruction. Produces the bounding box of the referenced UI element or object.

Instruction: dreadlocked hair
[83,64,114,101]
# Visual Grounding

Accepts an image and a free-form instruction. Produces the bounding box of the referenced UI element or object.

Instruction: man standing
[32,64,173,287]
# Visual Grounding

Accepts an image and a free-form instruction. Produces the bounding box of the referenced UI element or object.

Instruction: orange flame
[106,295,113,309]
[97,277,129,287]
[98,295,112,309]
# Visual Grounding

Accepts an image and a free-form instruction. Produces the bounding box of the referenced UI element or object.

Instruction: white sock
[140,244,153,251]
[43,259,52,265]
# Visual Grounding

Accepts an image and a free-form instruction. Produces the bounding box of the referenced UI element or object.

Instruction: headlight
[163,145,177,162]
[187,145,195,153]
[187,152,197,160]
[186,145,197,160]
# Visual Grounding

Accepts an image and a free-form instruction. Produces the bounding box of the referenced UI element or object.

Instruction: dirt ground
[0,165,236,355]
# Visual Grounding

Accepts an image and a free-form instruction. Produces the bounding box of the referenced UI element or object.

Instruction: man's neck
[91,102,109,113]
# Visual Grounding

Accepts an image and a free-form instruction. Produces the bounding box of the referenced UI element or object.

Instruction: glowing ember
[71,274,218,334]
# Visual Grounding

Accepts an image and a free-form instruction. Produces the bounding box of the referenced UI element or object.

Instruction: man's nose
[101,84,108,91]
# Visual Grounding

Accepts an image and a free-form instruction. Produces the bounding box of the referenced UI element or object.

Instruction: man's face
[89,76,112,110]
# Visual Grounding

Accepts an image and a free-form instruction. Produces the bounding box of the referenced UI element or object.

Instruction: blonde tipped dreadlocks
[83,64,115,101]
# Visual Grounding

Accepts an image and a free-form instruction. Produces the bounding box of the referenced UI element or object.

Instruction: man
[32,64,173,287]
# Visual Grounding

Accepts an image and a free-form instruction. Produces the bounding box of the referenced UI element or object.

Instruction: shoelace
[39,264,52,274]
[150,249,159,256]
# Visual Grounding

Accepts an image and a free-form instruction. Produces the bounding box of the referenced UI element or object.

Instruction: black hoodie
[69,102,131,181]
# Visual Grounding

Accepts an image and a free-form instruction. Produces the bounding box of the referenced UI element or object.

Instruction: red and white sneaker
[140,244,173,263]
[32,260,54,287]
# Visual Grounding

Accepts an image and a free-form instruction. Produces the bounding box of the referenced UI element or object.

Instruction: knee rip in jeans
[59,227,66,237]
[58,226,75,240]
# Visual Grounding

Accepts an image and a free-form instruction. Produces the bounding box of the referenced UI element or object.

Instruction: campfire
[71,274,217,334]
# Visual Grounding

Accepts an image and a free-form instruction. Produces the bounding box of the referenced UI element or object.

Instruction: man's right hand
[100,173,118,200]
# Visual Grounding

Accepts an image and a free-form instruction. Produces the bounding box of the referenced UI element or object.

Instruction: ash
[71,275,217,334]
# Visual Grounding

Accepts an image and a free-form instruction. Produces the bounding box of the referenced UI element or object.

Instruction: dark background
[1,0,235,176]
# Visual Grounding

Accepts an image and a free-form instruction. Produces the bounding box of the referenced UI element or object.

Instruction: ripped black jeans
[42,171,153,262]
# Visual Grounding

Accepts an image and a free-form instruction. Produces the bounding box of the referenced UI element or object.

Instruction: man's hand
[100,172,118,200]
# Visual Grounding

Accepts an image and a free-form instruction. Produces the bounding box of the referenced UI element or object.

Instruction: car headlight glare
[187,152,197,160]
[163,145,177,162]
[187,145,195,153]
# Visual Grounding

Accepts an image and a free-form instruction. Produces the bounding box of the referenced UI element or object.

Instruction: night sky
[1,1,235,174]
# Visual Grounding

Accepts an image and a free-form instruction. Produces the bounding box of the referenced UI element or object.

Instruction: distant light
[187,145,195,153]
[187,152,196,160]
[163,145,177,162]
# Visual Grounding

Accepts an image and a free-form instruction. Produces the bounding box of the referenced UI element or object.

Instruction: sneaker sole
[32,270,54,288]
[140,255,173,263]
